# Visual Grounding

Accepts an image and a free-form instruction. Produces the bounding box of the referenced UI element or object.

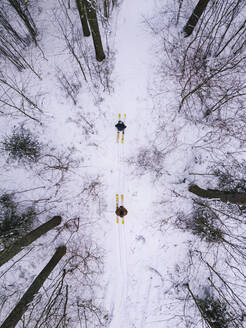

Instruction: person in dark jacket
[115,120,127,143]
[115,120,127,132]
[115,206,128,218]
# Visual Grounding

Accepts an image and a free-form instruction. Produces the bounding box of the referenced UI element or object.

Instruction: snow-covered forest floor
[1,0,246,327]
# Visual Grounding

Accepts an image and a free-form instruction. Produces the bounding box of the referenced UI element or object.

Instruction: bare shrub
[176,204,224,243]
[197,295,230,328]
[66,111,96,136]
[37,147,80,188]
[56,67,82,105]
[187,284,236,328]
[0,73,43,122]
[129,146,165,178]
[210,159,246,193]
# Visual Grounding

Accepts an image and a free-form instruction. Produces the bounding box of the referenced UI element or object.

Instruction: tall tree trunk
[83,0,106,62]
[0,216,62,268]
[0,246,66,328]
[189,184,246,205]
[183,0,211,37]
[76,0,90,37]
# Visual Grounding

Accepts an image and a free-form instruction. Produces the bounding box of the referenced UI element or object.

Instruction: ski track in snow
[100,0,184,327]
[0,0,196,326]
[139,275,152,327]
[100,0,158,326]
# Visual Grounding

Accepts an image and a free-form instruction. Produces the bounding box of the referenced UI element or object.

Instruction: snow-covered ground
[1,0,245,327]
[0,0,193,326]
[97,0,191,327]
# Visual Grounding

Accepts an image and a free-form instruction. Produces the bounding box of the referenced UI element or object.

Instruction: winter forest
[0,0,246,327]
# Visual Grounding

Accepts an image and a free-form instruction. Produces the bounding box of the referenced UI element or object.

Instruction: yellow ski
[122,114,126,144]
[121,194,124,224]
[115,114,127,223]
[116,194,119,223]
[116,114,126,144]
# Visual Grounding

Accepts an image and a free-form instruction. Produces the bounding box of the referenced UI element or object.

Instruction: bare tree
[189,184,246,205]
[0,9,27,47]
[82,0,105,61]
[14,237,108,328]
[0,246,66,328]
[183,0,211,37]
[186,283,238,328]
[152,0,246,134]
[0,216,62,268]
[164,241,246,328]
[55,0,114,102]
[0,73,43,122]
[7,0,38,45]
[56,67,82,105]
[36,147,81,189]
[76,0,90,37]
[0,191,36,247]
[0,6,40,75]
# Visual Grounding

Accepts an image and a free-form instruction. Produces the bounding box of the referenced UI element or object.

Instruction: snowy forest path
[99,0,158,327]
